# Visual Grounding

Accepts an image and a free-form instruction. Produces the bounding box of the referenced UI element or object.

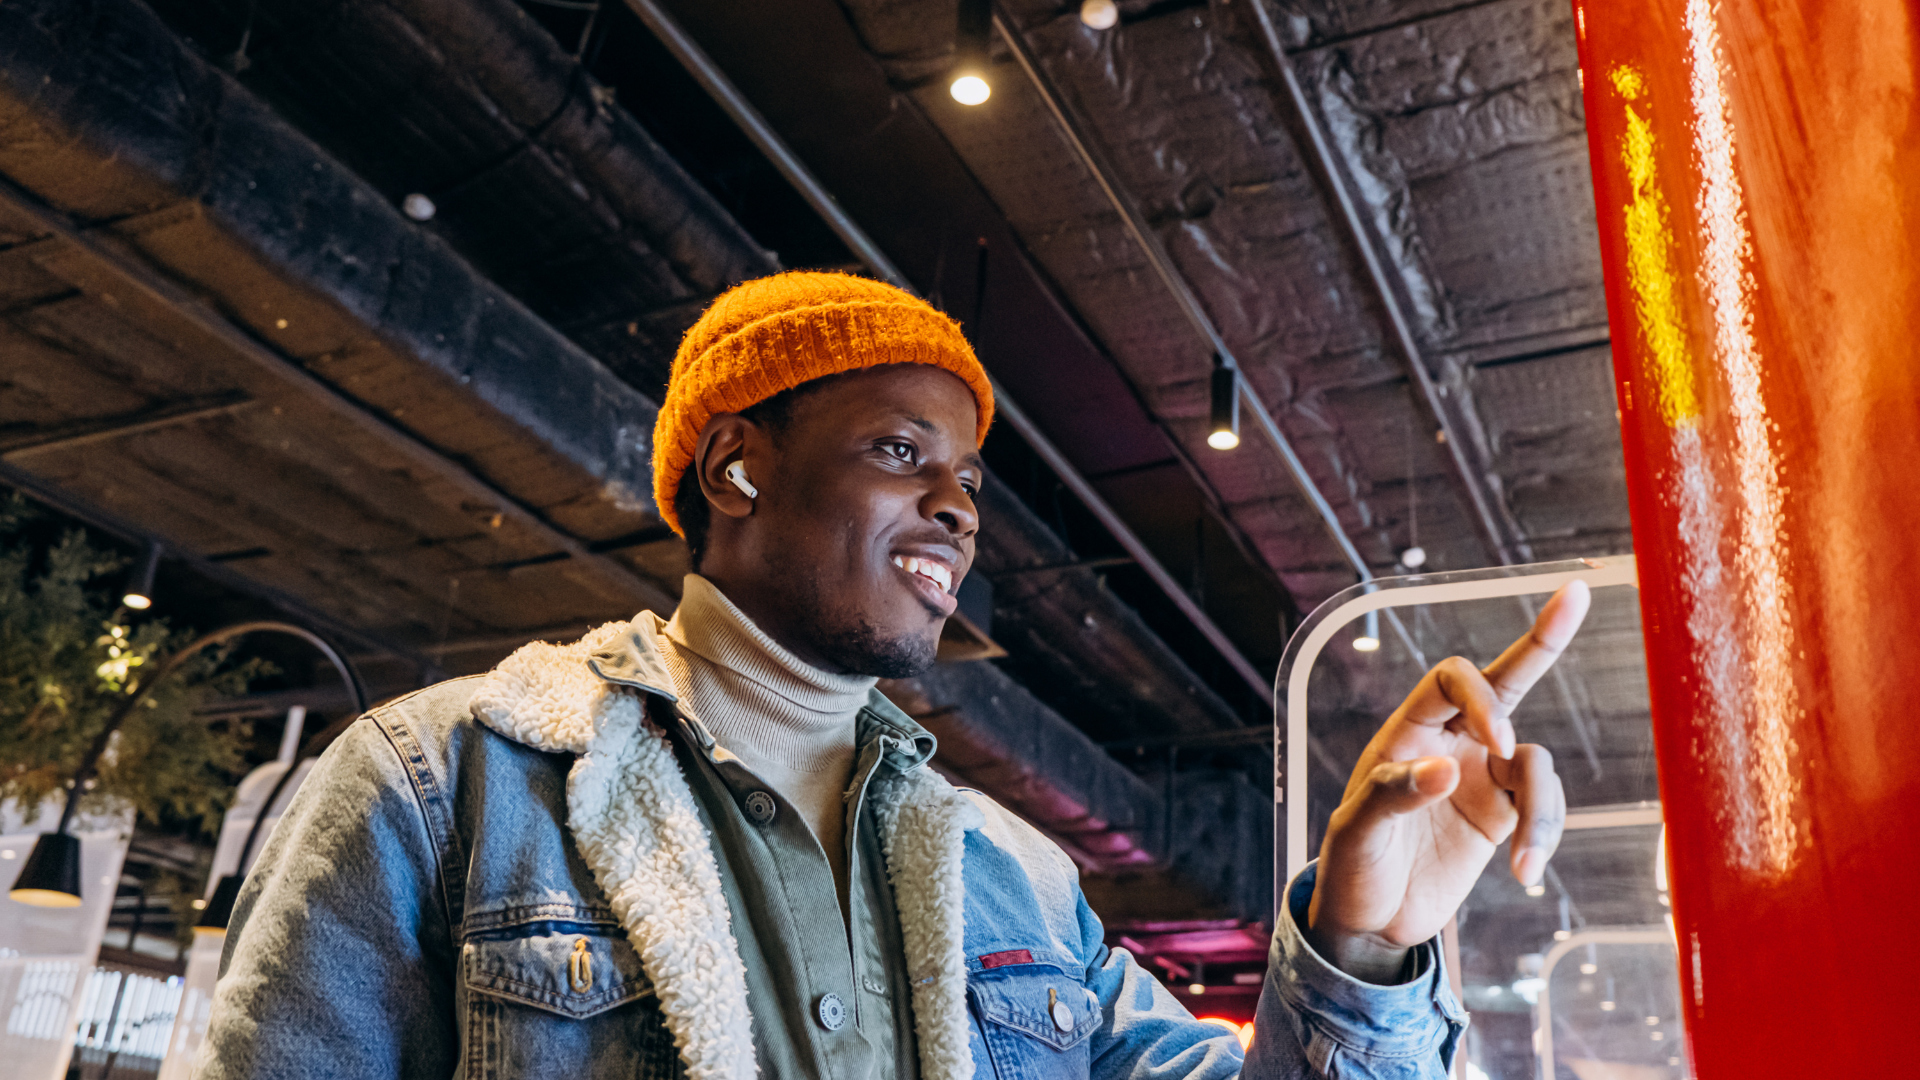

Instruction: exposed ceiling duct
[0,0,680,675]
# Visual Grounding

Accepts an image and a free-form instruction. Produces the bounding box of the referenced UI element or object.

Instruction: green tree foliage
[0,497,265,835]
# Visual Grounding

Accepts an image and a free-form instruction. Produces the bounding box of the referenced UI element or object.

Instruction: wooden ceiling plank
[0,179,677,615]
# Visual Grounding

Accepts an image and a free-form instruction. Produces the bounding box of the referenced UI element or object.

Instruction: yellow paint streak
[1613,65,1699,426]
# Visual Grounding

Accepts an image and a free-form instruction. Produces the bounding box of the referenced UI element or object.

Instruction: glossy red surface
[1574,0,1920,1072]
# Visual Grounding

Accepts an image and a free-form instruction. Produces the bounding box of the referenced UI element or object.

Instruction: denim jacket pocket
[969,964,1099,1079]
[464,921,654,1018]
[461,921,681,1079]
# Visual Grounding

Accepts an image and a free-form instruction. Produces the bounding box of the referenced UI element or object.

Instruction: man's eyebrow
[897,412,979,469]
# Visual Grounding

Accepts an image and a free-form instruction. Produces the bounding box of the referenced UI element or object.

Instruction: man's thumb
[1350,756,1459,824]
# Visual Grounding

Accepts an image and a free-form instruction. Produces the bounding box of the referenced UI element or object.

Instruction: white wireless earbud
[724,460,759,499]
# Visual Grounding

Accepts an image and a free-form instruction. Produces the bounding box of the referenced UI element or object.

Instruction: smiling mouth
[891,554,953,593]
[890,554,959,615]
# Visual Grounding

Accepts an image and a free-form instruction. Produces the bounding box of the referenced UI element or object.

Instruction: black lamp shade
[9,832,83,908]
[1208,367,1241,448]
[123,540,162,609]
[195,873,244,935]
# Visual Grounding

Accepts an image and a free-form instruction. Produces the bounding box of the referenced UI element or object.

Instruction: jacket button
[743,791,776,824]
[816,992,848,1031]
[1048,986,1074,1031]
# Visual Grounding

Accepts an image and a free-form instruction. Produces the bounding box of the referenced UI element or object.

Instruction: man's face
[695,363,983,678]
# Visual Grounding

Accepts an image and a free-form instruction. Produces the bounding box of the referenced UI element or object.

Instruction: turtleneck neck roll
[658,575,874,896]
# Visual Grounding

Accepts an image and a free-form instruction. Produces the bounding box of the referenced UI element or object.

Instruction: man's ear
[691,414,758,522]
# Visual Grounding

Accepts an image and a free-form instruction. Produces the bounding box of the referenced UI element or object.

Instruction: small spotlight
[121,541,162,611]
[1651,1031,1665,1041]
[1400,545,1427,568]
[1187,983,1205,995]
[1525,883,1546,897]
[402,193,436,221]
[1646,1016,1660,1025]
[1599,1000,1616,1012]
[1553,930,1572,941]
[1351,608,1381,652]
[1080,0,1118,30]
[950,74,991,105]
[1207,367,1240,450]
[1579,962,1598,975]
[951,0,992,106]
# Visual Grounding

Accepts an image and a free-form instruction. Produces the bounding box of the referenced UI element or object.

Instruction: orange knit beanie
[652,271,994,536]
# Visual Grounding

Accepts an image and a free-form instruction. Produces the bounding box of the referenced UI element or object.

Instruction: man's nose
[925,469,979,538]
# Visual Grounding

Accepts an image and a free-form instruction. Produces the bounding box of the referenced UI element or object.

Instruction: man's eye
[883,442,916,463]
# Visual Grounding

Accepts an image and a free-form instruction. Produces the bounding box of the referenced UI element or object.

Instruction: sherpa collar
[470,616,980,1080]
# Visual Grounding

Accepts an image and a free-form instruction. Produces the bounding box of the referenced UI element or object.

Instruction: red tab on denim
[978,949,1033,969]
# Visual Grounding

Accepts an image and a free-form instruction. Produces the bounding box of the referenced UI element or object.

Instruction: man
[199,271,1587,1079]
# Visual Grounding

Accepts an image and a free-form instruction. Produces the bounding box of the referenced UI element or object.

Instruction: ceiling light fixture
[1079,0,1118,30]
[1352,609,1380,652]
[950,0,993,105]
[121,540,162,611]
[1207,365,1240,450]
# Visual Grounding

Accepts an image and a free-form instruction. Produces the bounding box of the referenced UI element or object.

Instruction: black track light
[1208,366,1241,451]
[1353,609,1381,653]
[951,0,992,105]
[122,540,161,611]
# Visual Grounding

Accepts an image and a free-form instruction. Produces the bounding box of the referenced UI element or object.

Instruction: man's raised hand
[1304,581,1592,983]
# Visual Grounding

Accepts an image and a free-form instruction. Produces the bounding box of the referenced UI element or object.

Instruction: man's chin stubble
[770,551,940,677]
[816,617,938,679]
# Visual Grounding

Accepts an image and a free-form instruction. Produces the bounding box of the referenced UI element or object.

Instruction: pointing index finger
[1479,580,1592,718]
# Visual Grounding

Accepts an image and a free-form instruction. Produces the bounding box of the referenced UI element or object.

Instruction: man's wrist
[1301,924,1415,985]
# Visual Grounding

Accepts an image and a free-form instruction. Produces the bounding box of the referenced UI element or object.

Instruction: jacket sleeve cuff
[1266,861,1467,1072]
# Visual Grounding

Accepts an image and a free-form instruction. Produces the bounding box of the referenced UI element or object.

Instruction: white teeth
[892,555,953,593]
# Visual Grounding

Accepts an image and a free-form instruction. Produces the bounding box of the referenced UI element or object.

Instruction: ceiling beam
[0,393,256,459]
[0,177,677,618]
[0,457,436,675]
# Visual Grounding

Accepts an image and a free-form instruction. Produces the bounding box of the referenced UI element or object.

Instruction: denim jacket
[198,616,1463,1079]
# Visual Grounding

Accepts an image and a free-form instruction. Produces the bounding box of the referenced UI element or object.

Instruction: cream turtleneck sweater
[657,574,875,901]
